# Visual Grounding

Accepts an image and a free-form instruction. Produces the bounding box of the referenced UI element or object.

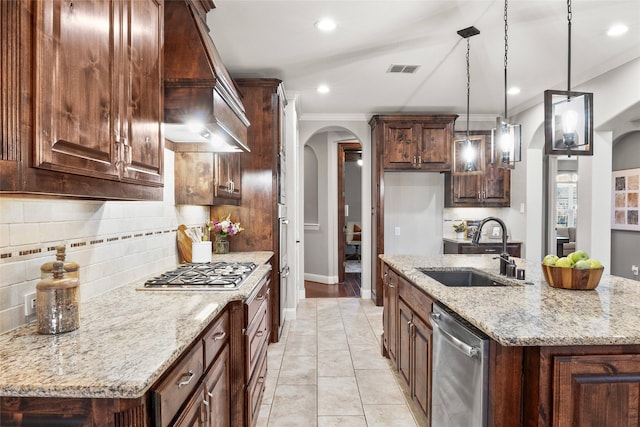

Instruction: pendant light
[491,0,522,168]
[544,0,593,156]
[452,26,483,175]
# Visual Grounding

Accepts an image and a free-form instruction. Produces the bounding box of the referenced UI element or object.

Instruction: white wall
[384,172,444,255]
[0,149,210,333]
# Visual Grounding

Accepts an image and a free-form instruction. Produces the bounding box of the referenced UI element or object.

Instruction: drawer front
[203,309,229,369]
[460,244,502,254]
[398,275,433,326]
[153,340,204,427]
[246,350,267,427]
[245,301,268,377]
[246,277,269,326]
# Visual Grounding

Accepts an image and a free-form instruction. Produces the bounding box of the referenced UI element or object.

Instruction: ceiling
[207,0,640,120]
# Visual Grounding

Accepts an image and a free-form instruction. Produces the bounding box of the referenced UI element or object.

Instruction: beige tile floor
[256,298,419,427]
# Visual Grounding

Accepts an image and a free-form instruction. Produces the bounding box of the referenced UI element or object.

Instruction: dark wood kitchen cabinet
[445,133,511,207]
[0,0,164,200]
[373,115,457,171]
[397,274,433,426]
[382,264,399,365]
[370,114,457,306]
[174,151,241,205]
[443,240,522,257]
[211,78,286,343]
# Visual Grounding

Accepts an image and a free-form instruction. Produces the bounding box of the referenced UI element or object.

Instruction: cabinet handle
[256,294,266,301]
[418,155,422,164]
[413,155,417,164]
[257,330,265,337]
[477,192,481,199]
[202,399,210,423]
[176,370,195,388]
[212,331,226,341]
[484,248,497,253]
[389,283,395,288]
[482,191,486,199]
[124,143,132,166]
[407,320,412,334]
[258,375,265,384]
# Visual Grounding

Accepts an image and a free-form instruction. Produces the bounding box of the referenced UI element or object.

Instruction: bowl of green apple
[541,250,604,290]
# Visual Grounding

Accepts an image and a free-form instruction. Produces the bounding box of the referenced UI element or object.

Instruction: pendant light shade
[544,0,593,156]
[490,0,522,169]
[452,26,483,175]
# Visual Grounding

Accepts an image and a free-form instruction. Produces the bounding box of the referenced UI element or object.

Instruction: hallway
[256,298,419,426]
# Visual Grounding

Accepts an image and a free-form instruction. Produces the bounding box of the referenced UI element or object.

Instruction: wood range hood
[163,0,250,152]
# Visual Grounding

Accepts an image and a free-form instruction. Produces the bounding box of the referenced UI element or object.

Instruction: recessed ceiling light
[607,23,628,37]
[317,84,330,94]
[507,86,521,95]
[315,18,336,32]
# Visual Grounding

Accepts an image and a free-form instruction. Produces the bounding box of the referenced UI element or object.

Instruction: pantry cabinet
[445,133,511,207]
[0,0,163,200]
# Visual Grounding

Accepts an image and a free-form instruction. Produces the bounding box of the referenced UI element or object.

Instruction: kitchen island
[381,254,640,427]
[0,251,273,426]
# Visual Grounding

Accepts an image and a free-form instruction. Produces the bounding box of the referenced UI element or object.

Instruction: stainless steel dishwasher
[430,303,489,427]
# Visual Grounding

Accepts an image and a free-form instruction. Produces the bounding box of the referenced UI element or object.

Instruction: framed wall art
[611,168,640,231]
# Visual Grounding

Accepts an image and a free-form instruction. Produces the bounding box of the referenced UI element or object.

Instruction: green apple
[542,254,559,266]
[588,259,603,269]
[555,257,575,268]
[569,250,589,263]
[575,260,591,269]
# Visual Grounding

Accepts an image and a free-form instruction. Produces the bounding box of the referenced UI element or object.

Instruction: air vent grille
[387,64,420,74]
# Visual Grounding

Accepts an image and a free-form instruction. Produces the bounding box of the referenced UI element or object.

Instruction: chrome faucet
[472,216,509,275]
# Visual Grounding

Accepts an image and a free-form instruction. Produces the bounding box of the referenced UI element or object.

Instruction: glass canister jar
[36,261,80,334]
[40,245,79,279]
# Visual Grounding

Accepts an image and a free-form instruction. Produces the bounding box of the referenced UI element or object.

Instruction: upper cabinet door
[383,122,418,169]
[34,0,120,180]
[418,125,450,170]
[121,0,163,185]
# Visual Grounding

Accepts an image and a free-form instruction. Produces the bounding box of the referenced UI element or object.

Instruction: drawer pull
[202,399,210,422]
[256,294,266,301]
[176,370,195,388]
[484,249,497,253]
[256,330,265,337]
[258,376,265,384]
[212,331,226,341]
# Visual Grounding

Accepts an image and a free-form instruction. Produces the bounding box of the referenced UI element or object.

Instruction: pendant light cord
[466,38,471,139]
[503,0,509,119]
[567,0,572,93]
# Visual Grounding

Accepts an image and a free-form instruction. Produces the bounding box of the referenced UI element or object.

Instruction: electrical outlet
[24,292,36,317]
[632,265,639,276]
[395,227,401,236]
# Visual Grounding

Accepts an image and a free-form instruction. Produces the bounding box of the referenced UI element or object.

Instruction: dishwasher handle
[430,313,480,359]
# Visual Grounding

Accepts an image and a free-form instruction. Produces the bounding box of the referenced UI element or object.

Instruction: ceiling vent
[387,64,420,74]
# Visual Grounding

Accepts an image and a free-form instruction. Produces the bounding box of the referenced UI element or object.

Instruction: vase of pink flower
[206,214,244,254]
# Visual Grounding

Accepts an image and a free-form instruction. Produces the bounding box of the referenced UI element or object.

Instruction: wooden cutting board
[177,224,193,263]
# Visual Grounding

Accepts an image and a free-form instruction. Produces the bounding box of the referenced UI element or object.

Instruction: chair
[557,227,576,256]
[345,222,361,261]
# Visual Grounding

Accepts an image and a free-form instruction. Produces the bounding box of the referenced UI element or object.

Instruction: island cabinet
[371,115,457,171]
[0,0,164,200]
[444,133,511,207]
[174,151,241,206]
[522,345,640,427]
[381,264,434,426]
[382,264,399,365]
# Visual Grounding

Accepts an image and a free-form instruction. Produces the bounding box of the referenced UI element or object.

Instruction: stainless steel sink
[418,269,507,287]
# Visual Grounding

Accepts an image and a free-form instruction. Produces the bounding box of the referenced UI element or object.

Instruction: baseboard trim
[304,273,335,284]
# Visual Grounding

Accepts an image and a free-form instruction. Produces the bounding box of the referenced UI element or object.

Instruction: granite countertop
[381,254,640,347]
[0,251,273,399]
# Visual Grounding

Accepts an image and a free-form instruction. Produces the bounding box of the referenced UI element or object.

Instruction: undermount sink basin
[418,269,508,287]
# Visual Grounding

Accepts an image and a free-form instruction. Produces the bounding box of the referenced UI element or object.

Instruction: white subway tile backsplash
[0,224,10,247]
[23,201,53,223]
[0,198,24,224]
[8,223,41,246]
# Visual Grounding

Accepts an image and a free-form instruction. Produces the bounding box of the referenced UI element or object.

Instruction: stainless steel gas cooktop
[142,261,257,290]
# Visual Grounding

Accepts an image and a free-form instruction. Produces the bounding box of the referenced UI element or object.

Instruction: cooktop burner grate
[143,261,257,290]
